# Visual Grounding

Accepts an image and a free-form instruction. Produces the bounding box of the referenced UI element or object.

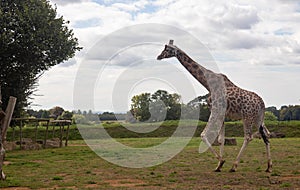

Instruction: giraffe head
[157,40,178,60]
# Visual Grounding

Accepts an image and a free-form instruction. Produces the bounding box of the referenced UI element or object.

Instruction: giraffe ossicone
[157,40,272,173]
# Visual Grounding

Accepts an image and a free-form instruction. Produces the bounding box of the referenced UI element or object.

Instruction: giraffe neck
[175,48,213,92]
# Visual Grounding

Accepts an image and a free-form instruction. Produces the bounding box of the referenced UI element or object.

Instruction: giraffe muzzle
[157,55,163,60]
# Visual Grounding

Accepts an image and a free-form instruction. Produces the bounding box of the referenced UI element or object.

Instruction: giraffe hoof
[229,168,236,172]
[214,160,225,172]
[214,169,221,172]
[265,169,272,173]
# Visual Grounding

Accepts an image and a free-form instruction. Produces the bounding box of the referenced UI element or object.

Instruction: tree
[99,112,117,121]
[149,100,167,122]
[58,110,73,120]
[265,106,280,119]
[129,90,182,122]
[0,0,81,116]
[186,94,210,121]
[49,106,64,119]
[130,93,151,121]
[151,90,181,120]
[279,105,300,121]
[41,110,49,118]
[85,110,99,123]
[264,111,278,121]
[72,114,89,124]
[199,104,210,121]
[280,105,293,121]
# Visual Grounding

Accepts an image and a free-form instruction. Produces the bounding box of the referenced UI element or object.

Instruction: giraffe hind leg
[230,119,253,172]
[259,125,272,172]
[230,135,252,172]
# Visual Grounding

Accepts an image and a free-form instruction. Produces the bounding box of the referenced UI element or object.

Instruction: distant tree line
[266,105,300,121]
[99,112,126,121]
[25,93,300,124]
[128,90,300,122]
[26,107,126,124]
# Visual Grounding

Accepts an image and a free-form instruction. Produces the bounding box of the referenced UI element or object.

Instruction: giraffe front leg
[200,133,224,172]
[215,122,225,172]
[199,103,226,172]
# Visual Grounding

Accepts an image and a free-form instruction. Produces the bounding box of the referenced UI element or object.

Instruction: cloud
[112,0,148,12]
[134,0,300,55]
[59,58,77,67]
[206,3,260,30]
[55,1,133,33]
[35,0,300,111]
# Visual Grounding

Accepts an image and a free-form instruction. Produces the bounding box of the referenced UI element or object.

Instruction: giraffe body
[157,40,272,172]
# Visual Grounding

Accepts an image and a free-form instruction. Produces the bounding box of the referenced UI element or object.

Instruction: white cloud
[33,0,300,111]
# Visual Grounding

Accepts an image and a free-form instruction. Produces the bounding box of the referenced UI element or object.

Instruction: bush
[265,111,278,121]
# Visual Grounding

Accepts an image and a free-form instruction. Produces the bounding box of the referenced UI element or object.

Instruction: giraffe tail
[259,124,270,145]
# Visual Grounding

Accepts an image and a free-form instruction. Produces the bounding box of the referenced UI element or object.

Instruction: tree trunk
[0,86,17,180]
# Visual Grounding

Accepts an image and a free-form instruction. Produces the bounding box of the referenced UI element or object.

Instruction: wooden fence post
[0,95,17,180]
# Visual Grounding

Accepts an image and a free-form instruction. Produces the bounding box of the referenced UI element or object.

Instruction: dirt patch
[31,160,44,163]
[85,184,99,189]
[1,188,31,190]
[3,161,12,165]
[104,179,145,187]
[39,185,77,190]
[281,175,300,180]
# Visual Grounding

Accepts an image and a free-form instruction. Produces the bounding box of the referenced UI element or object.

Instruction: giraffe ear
[169,40,174,45]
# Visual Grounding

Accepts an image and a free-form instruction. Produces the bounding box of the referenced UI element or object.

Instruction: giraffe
[157,40,272,172]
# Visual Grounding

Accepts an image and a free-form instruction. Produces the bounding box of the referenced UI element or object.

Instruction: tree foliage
[26,108,49,118]
[265,105,300,121]
[71,110,100,124]
[99,112,126,121]
[58,110,73,120]
[186,94,210,121]
[0,0,81,116]
[279,105,300,121]
[151,90,181,121]
[265,106,280,119]
[129,90,210,122]
[130,93,151,122]
[264,111,278,121]
[49,106,64,119]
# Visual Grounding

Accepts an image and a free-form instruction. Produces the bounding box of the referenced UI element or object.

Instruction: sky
[32,0,300,112]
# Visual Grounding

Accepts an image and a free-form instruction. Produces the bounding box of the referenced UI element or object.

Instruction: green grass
[1,138,300,189]
[6,120,300,143]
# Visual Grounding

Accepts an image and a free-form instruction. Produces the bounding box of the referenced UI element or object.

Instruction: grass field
[7,120,300,142]
[1,137,300,189]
